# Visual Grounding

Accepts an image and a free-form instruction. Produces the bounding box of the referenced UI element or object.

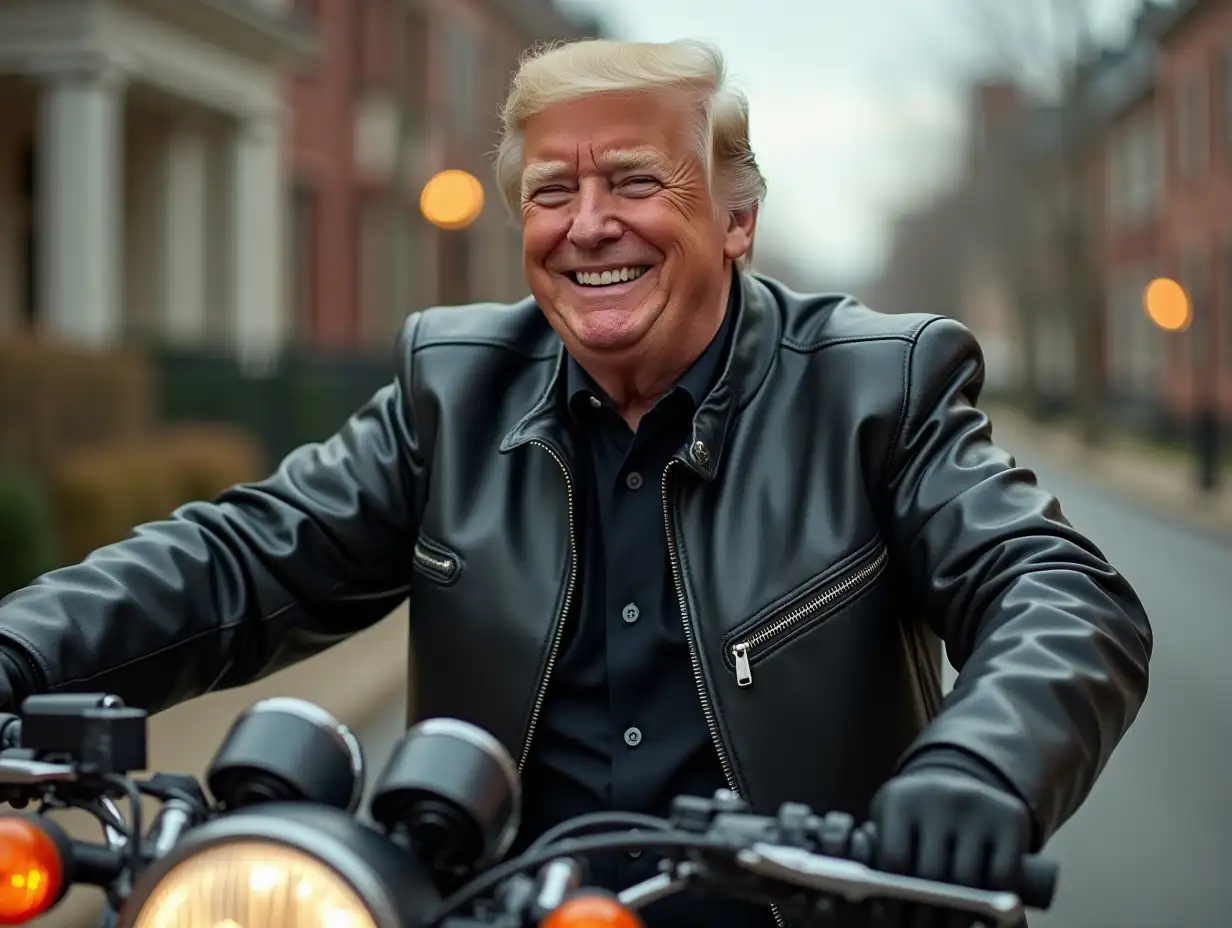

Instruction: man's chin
[566,309,653,354]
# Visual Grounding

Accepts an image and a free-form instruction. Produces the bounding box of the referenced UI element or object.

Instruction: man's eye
[620,176,659,191]
[532,187,572,204]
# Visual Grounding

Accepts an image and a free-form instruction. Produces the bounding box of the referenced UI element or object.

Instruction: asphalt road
[354,448,1232,928]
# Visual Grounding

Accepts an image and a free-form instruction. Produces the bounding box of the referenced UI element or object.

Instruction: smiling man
[0,39,1152,928]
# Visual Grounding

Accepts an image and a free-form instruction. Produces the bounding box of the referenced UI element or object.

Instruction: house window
[289,184,318,343]
[445,17,481,134]
[1177,70,1207,180]
[1179,241,1210,372]
[356,0,400,92]
[18,141,37,330]
[1222,44,1232,151]
[438,229,472,305]
[1221,237,1232,375]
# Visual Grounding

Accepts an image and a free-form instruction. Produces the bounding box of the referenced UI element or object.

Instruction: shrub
[0,337,153,474]
[0,470,58,599]
[50,425,265,564]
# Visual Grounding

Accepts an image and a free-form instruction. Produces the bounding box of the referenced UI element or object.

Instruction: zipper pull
[732,642,753,687]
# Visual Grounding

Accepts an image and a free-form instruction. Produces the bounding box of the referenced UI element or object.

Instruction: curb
[43,605,410,927]
[984,404,1232,545]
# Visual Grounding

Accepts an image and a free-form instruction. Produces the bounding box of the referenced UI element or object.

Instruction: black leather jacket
[0,271,1151,847]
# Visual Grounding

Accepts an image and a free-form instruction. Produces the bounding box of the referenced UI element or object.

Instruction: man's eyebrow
[597,150,670,174]
[521,162,571,198]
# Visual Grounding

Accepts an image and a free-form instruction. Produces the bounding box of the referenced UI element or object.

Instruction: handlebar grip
[1018,856,1058,909]
[0,715,20,750]
[854,821,1056,909]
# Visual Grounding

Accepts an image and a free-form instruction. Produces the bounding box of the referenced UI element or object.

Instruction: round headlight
[121,805,440,928]
[130,842,376,928]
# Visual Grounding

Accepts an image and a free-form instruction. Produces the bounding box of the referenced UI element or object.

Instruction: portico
[0,0,314,359]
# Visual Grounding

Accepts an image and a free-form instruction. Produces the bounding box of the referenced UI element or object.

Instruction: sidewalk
[985,403,1232,542]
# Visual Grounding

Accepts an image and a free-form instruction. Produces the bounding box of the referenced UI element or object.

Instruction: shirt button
[588,395,602,408]
[623,727,642,748]
[621,603,640,624]
[624,471,643,490]
[627,829,643,859]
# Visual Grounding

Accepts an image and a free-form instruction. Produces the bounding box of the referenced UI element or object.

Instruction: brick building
[875,0,1232,432]
[0,0,314,361]
[0,0,597,357]
[286,0,598,352]
[1154,0,1232,424]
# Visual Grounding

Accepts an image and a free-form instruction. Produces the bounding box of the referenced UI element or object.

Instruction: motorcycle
[0,693,1058,927]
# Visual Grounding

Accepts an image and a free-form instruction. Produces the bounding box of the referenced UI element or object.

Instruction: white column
[228,109,286,371]
[158,116,210,345]
[35,56,126,346]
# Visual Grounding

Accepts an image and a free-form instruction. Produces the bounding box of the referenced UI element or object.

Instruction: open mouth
[568,266,651,288]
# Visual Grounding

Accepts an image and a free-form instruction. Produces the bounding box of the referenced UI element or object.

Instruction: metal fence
[155,348,393,466]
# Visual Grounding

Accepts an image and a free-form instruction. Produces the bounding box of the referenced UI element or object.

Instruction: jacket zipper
[731,546,888,688]
[412,541,457,581]
[661,460,786,928]
[517,440,579,773]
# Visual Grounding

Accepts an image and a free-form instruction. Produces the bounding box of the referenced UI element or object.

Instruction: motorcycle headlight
[130,842,375,928]
[121,806,438,928]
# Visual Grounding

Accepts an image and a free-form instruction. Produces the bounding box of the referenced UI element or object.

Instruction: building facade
[875,0,1232,431]
[286,0,596,352]
[0,0,314,363]
[0,0,596,358]
[1154,0,1232,423]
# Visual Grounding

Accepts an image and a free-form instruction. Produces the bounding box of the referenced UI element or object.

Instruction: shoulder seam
[780,313,940,354]
[410,335,557,360]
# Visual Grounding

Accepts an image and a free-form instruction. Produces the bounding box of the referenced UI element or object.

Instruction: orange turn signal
[540,894,645,928]
[0,818,64,925]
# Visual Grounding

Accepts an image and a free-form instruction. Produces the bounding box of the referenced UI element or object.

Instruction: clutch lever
[736,844,1023,927]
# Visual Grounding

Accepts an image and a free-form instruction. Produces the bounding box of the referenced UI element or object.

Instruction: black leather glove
[870,749,1034,928]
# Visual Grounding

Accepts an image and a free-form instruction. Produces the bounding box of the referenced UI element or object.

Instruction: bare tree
[958,0,1115,441]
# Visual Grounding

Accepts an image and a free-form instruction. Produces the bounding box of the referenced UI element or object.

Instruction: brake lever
[0,758,78,785]
[617,862,703,911]
[737,844,1024,927]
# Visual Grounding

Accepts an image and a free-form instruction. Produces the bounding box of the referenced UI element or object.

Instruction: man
[0,38,1150,928]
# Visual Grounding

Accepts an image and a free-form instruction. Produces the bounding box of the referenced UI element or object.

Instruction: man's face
[519,89,753,361]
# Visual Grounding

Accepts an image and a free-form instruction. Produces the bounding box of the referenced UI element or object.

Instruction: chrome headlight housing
[120,805,438,928]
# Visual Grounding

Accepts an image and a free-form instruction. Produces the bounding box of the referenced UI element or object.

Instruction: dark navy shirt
[514,290,775,928]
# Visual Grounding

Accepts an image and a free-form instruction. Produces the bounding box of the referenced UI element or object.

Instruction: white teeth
[574,266,647,286]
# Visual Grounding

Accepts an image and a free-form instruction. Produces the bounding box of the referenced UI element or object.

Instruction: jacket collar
[500,268,781,481]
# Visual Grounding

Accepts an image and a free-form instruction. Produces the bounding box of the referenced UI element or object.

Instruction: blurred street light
[1143,277,1192,332]
[420,170,485,230]
[1144,277,1219,492]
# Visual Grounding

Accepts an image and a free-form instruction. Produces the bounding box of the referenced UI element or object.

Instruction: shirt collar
[565,282,739,423]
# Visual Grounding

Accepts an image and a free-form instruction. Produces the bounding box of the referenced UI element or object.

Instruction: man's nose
[567,188,621,250]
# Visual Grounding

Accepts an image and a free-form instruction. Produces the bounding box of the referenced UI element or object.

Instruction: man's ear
[723,205,758,261]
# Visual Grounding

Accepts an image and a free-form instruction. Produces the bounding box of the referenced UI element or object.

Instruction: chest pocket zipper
[730,545,889,687]
[412,538,461,585]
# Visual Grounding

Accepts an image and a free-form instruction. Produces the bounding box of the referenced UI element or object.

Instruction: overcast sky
[556,0,1148,286]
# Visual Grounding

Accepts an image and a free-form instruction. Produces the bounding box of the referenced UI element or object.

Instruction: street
[354,446,1232,928]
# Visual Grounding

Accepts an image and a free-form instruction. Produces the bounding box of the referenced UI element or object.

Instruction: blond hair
[495,39,767,229]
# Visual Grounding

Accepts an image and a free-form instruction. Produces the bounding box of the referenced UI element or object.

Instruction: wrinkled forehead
[518,90,702,195]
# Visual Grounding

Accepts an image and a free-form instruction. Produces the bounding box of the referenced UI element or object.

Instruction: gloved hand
[869,749,1034,928]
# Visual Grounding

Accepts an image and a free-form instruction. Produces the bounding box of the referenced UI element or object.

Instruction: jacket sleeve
[881,315,1152,847]
[0,314,431,714]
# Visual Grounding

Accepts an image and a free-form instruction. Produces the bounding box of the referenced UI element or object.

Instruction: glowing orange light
[539,895,645,928]
[0,818,63,924]
[419,169,485,230]
[1143,277,1192,332]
